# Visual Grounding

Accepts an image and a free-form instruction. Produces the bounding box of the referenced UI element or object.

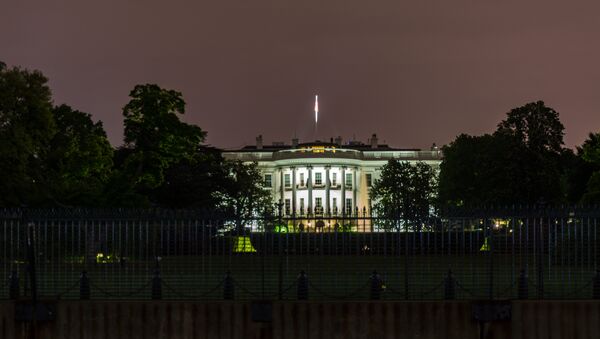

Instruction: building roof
[230,142,422,153]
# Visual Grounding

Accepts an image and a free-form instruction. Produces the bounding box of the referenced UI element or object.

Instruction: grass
[1,253,597,301]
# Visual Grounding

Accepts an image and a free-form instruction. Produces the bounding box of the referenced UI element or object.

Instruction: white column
[325,166,330,215]
[341,166,346,216]
[292,167,296,216]
[308,165,313,215]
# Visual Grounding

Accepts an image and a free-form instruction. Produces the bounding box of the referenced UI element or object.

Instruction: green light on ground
[233,236,257,253]
[96,252,119,263]
[274,225,288,233]
[480,237,490,251]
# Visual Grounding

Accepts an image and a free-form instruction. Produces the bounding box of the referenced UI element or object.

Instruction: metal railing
[1,207,600,301]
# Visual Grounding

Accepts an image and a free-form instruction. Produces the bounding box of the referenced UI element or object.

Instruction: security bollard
[223,271,235,300]
[370,270,383,300]
[593,270,600,299]
[152,269,162,300]
[297,270,309,300]
[518,269,528,300]
[80,271,91,300]
[444,269,456,300]
[8,270,19,300]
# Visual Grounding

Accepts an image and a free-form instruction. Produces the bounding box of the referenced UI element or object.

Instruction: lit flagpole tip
[314,95,319,124]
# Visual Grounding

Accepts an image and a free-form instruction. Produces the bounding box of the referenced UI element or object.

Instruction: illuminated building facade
[223,134,442,231]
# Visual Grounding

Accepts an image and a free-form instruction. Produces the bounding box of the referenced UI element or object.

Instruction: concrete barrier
[1,300,599,339]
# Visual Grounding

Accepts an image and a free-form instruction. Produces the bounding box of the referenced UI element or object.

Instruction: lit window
[315,172,322,186]
[264,174,272,188]
[345,198,353,215]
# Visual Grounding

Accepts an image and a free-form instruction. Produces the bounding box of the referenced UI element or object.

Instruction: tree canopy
[578,133,600,203]
[214,161,274,232]
[0,62,56,206]
[496,101,564,154]
[438,133,519,206]
[439,101,570,207]
[121,84,206,190]
[43,104,114,206]
[370,160,437,230]
[152,147,227,209]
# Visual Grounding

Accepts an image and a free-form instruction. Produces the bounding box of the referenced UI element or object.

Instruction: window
[315,197,322,213]
[300,173,305,187]
[332,173,337,186]
[345,173,352,187]
[284,174,291,188]
[264,174,272,188]
[332,198,338,214]
[366,173,372,188]
[315,172,322,186]
[300,198,305,214]
[345,198,353,215]
[285,199,291,215]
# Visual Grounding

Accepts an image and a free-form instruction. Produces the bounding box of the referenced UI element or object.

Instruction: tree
[438,101,569,208]
[438,133,520,207]
[0,61,56,206]
[370,160,437,230]
[495,101,567,204]
[496,101,564,154]
[42,105,114,206]
[578,133,600,203]
[215,161,274,233]
[121,84,206,193]
[152,147,227,209]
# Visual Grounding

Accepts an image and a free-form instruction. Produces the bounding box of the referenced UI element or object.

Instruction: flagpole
[314,95,319,140]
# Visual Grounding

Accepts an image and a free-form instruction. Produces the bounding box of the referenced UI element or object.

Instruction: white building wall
[223,145,442,220]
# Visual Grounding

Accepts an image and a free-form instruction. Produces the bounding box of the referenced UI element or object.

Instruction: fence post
[444,269,456,300]
[8,270,19,300]
[488,220,494,300]
[278,202,284,301]
[80,271,90,300]
[297,270,308,300]
[151,268,162,300]
[593,270,600,300]
[537,214,545,300]
[223,271,235,300]
[26,222,38,303]
[278,261,283,300]
[518,269,528,300]
[370,270,383,300]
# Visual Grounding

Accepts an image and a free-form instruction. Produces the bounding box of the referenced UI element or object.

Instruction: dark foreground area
[1,299,599,339]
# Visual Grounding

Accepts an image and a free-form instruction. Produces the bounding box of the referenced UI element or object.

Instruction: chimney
[256,135,263,149]
[370,133,378,148]
[292,137,299,148]
[334,136,342,145]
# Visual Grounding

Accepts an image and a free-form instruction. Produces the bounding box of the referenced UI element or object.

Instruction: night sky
[2,0,599,150]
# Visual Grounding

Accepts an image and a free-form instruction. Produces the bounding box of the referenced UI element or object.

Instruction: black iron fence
[1,207,600,301]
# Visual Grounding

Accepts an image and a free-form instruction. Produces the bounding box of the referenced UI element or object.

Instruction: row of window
[264,173,373,188]
[283,198,355,215]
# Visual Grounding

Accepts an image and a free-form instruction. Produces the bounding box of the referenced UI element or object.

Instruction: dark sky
[2,0,599,149]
